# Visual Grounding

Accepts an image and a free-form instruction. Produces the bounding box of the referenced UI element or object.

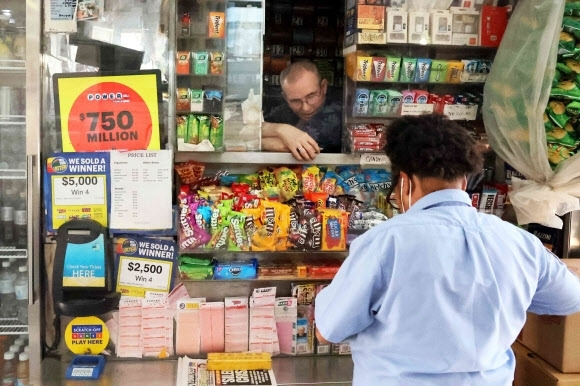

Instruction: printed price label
[360,153,390,166]
[71,368,94,377]
[118,256,173,293]
[443,104,478,121]
[52,175,106,206]
[400,103,434,116]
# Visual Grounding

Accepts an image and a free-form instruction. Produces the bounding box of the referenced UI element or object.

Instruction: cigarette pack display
[430,10,452,45]
[408,11,430,44]
[386,8,408,43]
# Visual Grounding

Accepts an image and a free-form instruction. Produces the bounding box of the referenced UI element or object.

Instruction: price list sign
[114,236,177,297]
[44,153,110,232]
[53,70,162,152]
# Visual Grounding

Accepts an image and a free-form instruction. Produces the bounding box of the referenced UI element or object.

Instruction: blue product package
[414,58,431,83]
[353,88,370,116]
[214,258,258,279]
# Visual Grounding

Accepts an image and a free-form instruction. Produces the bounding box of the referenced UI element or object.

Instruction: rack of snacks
[176,0,227,151]
[342,2,510,153]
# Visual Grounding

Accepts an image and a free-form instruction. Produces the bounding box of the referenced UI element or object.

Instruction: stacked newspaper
[176,357,277,386]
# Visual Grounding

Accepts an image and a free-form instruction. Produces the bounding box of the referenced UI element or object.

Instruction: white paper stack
[224,297,249,352]
[249,287,277,354]
[141,296,173,357]
[175,298,206,356]
[116,297,143,358]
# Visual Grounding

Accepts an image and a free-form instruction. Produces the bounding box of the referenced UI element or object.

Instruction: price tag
[443,104,478,120]
[54,71,161,152]
[360,153,391,166]
[52,175,106,206]
[118,256,173,293]
[400,103,434,116]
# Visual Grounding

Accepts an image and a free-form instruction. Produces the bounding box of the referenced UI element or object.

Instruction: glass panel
[0,0,29,341]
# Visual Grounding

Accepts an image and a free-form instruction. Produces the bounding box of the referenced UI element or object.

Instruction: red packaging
[350,129,381,137]
[353,145,383,152]
[367,123,387,132]
[352,137,383,146]
[371,57,386,81]
[414,90,430,104]
[480,6,509,47]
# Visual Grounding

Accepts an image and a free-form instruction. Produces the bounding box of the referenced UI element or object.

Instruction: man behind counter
[315,114,580,385]
[261,60,342,161]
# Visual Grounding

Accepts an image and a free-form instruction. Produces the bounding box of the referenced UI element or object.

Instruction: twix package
[208,12,226,38]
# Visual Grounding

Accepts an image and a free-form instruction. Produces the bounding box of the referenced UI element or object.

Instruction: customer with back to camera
[314,113,580,385]
[261,60,342,161]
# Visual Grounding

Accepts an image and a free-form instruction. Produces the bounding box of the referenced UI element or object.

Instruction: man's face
[282,71,327,122]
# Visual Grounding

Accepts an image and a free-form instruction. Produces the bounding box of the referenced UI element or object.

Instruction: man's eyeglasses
[285,86,322,109]
[387,174,399,210]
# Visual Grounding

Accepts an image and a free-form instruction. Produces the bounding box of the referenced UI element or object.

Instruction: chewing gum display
[193,52,209,75]
[356,56,373,81]
[176,51,191,75]
[429,60,449,83]
[414,58,431,82]
[447,61,464,83]
[384,56,401,82]
[208,12,225,38]
[370,90,389,116]
[371,56,386,81]
[399,58,417,82]
[353,88,370,115]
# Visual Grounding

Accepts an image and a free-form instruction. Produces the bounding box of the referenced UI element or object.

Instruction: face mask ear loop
[400,178,405,214]
[408,180,413,211]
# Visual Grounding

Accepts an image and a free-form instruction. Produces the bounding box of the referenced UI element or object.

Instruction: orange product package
[321,209,348,251]
[208,12,226,38]
[176,51,191,75]
[302,165,320,194]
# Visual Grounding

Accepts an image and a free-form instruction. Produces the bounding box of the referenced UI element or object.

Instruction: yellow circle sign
[65,316,109,355]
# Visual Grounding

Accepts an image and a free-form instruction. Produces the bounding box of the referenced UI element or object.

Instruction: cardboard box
[408,11,430,44]
[386,8,407,43]
[430,10,452,45]
[513,341,580,386]
[518,259,580,373]
[450,7,479,46]
[357,5,385,30]
[480,6,508,47]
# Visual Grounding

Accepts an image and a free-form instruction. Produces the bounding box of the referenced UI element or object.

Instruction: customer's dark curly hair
[385,114,483,180]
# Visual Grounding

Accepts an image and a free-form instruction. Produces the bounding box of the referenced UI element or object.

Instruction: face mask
[400,178,412,213]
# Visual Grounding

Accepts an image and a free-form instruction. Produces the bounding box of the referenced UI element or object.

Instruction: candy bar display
[175,162,392,253]
[543,4,580,169]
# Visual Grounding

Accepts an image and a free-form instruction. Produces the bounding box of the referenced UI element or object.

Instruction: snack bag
[302,165,321,194]
[227,212,249,251]
[275,167,299,201]
[258,167,277,189]
[321,209,348,251]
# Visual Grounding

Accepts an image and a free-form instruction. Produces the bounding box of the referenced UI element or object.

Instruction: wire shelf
[0,249,27,259]
[0,319,28,335]
[0,169,26,180]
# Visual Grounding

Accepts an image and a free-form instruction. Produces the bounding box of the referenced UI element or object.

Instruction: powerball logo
[47,157,68,173]
[71,325,102,340]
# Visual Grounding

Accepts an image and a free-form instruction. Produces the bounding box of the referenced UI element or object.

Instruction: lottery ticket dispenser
[52,219,120,317]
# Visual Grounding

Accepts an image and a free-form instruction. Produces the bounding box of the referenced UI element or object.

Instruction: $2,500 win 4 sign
[54,71,162,152]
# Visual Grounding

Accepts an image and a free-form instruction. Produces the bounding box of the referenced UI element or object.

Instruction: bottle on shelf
[14,265,27,324]
[0,261,17,318]
[13,191,26,250]
[5,262,15,282]
[2,351,15,386]
[0,187,15,246]
[15,352,27,386]
[8,345,19,357]
[181,12,191,36]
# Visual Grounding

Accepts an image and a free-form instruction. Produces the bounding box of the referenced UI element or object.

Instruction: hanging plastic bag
[482,0,580,229]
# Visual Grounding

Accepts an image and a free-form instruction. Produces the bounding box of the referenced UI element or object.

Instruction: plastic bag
[482,0,580,229]
[239,88,262,150]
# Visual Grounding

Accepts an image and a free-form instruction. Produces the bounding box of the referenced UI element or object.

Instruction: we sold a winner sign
[53,70,162,152]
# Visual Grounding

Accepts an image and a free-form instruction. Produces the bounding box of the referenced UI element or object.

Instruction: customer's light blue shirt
[315,189,580,385]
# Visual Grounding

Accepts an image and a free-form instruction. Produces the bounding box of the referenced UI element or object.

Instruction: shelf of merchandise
[348,80,486,86]
[0,249,27,260]
[174,151,363,165]
[0,319,28,335]
[343,43,498,56]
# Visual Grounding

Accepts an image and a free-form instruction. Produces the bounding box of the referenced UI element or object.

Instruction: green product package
[177,116,187,141]
[193,51,209,75]
[370,89,389,116]
[386,90,402,115]
[179,255,213,266]
[550,80,580,101]
[179,263,214,280]
[385,57,401,82]
[429,60,449,83]
[209,115,224,149]
[186,114,199,144]
[399,58,417,82]
[190,89,204,112]
[198,115,211,141]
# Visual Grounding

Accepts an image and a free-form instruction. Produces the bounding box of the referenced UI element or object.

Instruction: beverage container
[0,262,17,318]
[15,352,28,386]
[13,190,25,249]
[3,351,15,386]
[181,12,191,36]
[0,86,10,116]
[13,266,27,325]
[0,188,15,246]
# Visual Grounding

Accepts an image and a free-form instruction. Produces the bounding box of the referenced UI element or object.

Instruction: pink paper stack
[224,297,249,352]
[117,297,143,358]
[199,302,225,353]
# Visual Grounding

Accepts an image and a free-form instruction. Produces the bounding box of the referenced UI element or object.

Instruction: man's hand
[315,327,330,345]
[262,122,321,161]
